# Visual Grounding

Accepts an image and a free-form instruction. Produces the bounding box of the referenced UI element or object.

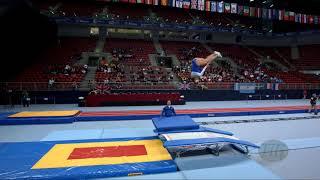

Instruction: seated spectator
[161,50,166,57]
[161,100,176,117]
[88,80,93,89]
[48,78,55,88]
[100,58,107,65]
[65,64,71,71]
[103,79,109,85]
[72,81,78,91]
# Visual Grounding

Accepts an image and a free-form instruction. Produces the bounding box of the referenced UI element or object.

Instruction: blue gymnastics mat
[0,117,75,125]
[0,137,177,179]
[152,115,199,132]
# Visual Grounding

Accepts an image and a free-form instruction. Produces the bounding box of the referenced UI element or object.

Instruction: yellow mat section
[32,139,172,169]
[9,110,80,118]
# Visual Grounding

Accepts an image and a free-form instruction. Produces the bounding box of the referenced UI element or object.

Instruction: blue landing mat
[0,137,176,180]
[152,115,199,132]
[0,117,75,125]
[0,112,16,118]
[76,110,307,122]
[0,112,15,121]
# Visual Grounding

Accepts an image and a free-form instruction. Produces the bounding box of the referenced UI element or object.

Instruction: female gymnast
[191,51,222,88]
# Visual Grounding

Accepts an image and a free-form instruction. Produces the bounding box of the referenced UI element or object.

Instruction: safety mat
[9,110,80,118]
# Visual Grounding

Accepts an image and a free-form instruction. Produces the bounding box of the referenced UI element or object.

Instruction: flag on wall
[272,9,278,20]
[179,82,190,90]
[256,7,261,18]
[176,0,183,8]
[268,9,272,19]
[217,1,224,13]
[120,0,128,3]
[231,3,237,14]
[314,16,318,24]
[211,1,217,12]
[169,0,176,6]
[161,0,168,6]
[197,0,204,11]
[308,15,314,24]
[153,0,159,5]
[243,6,249,16]
[284,11,289,21]
[302,14,307,24]
[224,3,231,13]
[266,83,272,90]
[129,0,136,3]
[289,12,295,21]
[205,0,210,11]
[262,8,267,19]
[295,13,301,23]
[145,0,152,4]
[136,0,143,3]
[278,10,284,20]
[238,5,243,15]
[249,7,255,17]
[191,0,197,9]
[183,0,190,9]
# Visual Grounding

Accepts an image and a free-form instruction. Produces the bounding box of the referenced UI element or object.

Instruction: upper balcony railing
[1,82,320,91]
[50,16,266,35]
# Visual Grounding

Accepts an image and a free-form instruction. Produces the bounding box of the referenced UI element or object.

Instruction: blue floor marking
[41,128,156,141]
[250,137,320,154]
[181,160,280,179]
[41,129,103,141]
[101,128,155,139]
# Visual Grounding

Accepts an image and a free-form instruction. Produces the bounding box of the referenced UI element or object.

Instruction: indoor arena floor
[0,99,319,179]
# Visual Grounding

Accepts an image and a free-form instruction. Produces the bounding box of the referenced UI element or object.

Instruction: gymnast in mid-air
[191,51,222,84]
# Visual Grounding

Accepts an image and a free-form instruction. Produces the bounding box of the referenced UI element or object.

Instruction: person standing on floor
[308,93,318,115]
[161,100,176,117]
[22,90,30,107]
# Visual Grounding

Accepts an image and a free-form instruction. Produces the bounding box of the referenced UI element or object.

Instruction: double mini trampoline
[153,115,259,157]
